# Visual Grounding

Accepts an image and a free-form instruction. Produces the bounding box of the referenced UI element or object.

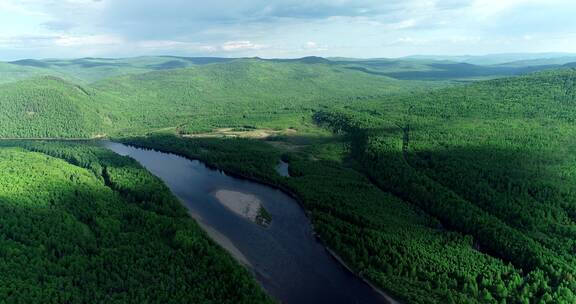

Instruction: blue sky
[0,0,575,60]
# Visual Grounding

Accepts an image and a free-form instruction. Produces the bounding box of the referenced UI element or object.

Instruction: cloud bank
[0,0,575,59]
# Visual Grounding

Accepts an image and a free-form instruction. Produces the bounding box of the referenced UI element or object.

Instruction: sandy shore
[214,189,261,221]
[213,189,271,227]
[190,212,252,267]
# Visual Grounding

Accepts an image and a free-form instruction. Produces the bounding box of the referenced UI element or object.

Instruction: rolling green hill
[331,58,568,81]
[0,62,68,84]
[0,59,429,138]
[402,53,576,65]
[3,55,571,87]
[93,59,425,134]
[0,77,114,138]
[7,56,235,84]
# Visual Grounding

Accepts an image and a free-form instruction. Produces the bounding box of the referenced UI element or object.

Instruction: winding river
[104,142,393,304]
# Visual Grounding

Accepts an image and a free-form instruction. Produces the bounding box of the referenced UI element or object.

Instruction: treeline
[0,141,271,303]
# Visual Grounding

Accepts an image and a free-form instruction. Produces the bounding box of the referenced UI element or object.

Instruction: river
[103,141,393,304]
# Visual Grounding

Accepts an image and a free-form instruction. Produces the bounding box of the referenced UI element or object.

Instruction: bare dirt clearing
[184,128,281,139]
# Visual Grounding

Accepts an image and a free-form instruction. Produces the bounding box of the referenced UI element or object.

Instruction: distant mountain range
[400,52,576,65]
[3,53,576,85]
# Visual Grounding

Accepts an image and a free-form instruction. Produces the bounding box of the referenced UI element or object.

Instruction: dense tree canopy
[0,141,271,303]
[311,68,576,303]
[0,60,424,139]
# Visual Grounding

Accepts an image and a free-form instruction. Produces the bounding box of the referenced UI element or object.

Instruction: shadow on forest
[410,145,566,218]
[382,63,558,80]
[339,61,562,81]
[347,123,572,228]
[267,133,345,147]
[357,133,576,252]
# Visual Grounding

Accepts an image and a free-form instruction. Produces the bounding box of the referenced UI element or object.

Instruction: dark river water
[103,142,393,304]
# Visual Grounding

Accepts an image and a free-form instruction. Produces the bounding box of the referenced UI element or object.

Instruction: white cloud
[302,41,328,52]
[387,19,418,30]
[54,34,122,47]
[305,41,318,49]
[220,41,267,52]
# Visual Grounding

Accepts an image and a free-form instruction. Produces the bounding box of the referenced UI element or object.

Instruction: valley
[0,55,575,303]
[103,141,390,304]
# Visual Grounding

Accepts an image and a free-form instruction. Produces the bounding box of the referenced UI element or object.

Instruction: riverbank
[105,141,391,303]
[190,212,253,267]
[115,138,400,304]
[326,247,401,304]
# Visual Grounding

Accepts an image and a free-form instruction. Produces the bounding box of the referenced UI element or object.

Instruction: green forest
[1,56,576,303]
[0,140,271,303]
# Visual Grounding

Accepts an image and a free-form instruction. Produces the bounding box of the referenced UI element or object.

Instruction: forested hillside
[94,59,424,134]
[0,141,271,303]
[313,68,576,303]
[0,62,67,84]
[0,77,115,138]
[0,56,568,139]
[8,57,235,83]
[0,59,426,138]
